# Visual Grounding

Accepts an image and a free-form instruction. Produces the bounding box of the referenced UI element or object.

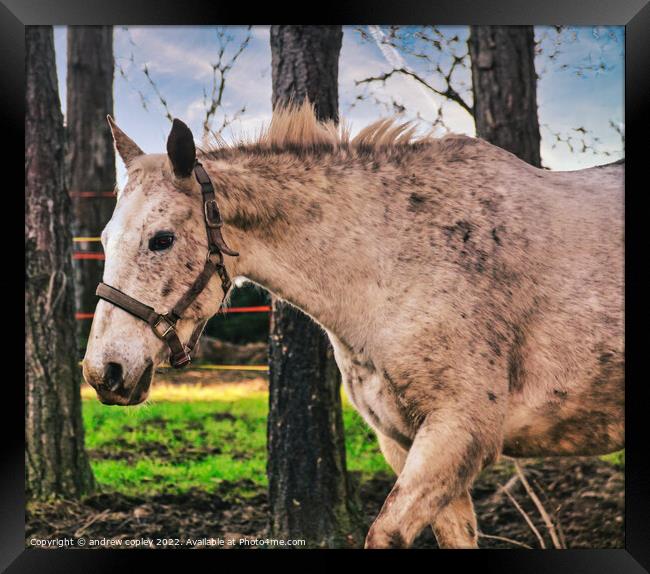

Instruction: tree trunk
[25,26,95,499]
[66,26,116,343]
[271,26,342,122]
[267,25,361,548]
[469,26,542,167]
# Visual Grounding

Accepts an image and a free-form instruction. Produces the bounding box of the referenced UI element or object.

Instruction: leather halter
[95,161,238,368]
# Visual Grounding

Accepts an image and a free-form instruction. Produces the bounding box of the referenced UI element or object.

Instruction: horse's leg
[377,432,407,473]
[430,490,478,548]
[376,433,479,549]
[365,412,498,549]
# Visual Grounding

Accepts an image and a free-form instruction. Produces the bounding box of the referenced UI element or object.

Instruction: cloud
[123,28,214,80]
[184,97,207,123]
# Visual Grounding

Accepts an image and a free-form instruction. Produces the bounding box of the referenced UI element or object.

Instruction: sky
[53,25,624,187]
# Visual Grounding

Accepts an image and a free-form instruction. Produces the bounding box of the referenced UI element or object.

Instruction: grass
[82,380,623,498]
[82,382,390,498]
[601,449,625,469]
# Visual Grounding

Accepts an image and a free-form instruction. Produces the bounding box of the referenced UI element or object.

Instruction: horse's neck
[204,154,379,347]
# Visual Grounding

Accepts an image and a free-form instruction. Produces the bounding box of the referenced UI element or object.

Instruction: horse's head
[83,118,229,405]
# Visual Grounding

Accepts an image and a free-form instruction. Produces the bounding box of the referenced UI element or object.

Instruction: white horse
[83,103,624,548]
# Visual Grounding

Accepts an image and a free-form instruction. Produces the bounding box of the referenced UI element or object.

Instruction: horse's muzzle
[88,361,154,406]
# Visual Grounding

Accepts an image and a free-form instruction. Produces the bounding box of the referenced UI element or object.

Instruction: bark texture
[25,26,95,499]
[271,25,342,122]
[469,26,542,167]
[66,26,116,339]
[268,25,361,547]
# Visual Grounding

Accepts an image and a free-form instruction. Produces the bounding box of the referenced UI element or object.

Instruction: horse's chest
[337,352,413,449]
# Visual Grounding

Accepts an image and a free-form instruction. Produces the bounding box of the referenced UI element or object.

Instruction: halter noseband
[95,161,238,368]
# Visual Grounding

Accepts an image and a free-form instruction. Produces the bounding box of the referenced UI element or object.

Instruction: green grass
[83,387,623,498]
[601,449,625,469]
[84,398,268,497]
[83,391,390,498]
[342,406,391,476]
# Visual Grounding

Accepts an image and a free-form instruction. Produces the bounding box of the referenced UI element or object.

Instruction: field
[26,370,624,549]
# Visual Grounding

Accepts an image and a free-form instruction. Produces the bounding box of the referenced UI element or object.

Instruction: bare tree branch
[114,26,251,135]
[541,122,616,158]
[514,461,565,549]
[202,26,252,136]
[609,119,625,145]
[500,483,547,549]
[142,64,173,123]
[478,531,534,549]
[354,25,623,165]
[355,67,472,115]
[532,476,568,549]
[488,473,520,505]
[352,26,473,134]
[535,25,622,83]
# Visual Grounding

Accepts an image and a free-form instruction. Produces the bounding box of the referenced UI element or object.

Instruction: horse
[82,102,624,549]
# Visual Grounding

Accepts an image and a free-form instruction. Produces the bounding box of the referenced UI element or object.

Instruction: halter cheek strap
[96,161,238,368]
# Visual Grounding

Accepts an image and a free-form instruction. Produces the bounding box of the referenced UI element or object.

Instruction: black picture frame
[8,1,649,571]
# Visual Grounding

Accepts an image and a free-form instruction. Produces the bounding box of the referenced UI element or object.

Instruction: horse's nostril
[103,362,124,392]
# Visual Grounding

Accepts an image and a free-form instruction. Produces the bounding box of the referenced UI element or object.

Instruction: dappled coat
[83,103,624,548]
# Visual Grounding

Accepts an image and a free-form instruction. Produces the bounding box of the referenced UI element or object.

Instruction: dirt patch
[27,484,267,549]
[26,457,622,549]
[210,412,237,422]
[362,456,624,549]
[87,442,224,465]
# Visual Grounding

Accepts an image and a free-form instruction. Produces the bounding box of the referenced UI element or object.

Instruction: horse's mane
[201,100,439,157]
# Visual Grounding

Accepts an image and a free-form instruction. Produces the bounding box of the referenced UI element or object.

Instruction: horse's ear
[166,118,196,178]
[106,115,144,167]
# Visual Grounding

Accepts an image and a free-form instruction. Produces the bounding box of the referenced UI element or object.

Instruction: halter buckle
[170,350,192,369]
[204,199,223,228]
[152,314,176,339]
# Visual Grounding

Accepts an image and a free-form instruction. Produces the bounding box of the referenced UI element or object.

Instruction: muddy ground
[26,457,623,549]
[27,370,624,550]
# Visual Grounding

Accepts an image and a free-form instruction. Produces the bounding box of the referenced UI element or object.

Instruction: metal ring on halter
[151,314,176,339]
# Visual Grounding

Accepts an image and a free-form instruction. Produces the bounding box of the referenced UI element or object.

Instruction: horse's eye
[149,232,175,251]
